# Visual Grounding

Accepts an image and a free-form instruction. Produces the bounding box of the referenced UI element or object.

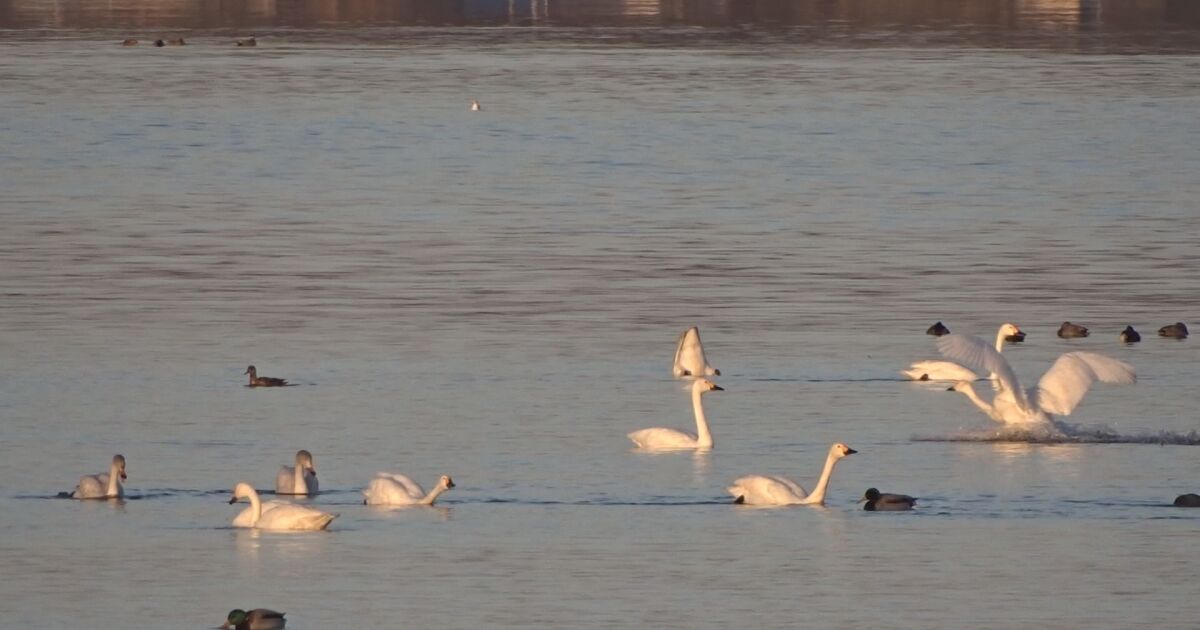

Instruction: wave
[913,425,1200,445]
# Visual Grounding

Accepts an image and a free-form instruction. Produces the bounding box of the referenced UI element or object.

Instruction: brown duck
[245,365,289,387]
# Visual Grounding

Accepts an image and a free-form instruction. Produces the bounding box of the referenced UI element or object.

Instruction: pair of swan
[903,323,1023,382]
[71,454,127,499]
[229,483,337,531]
[627,326,725,450]
[221,609,285,630]
[363,473,455,506]
[275,450,318,496]
[938,333,1136,431]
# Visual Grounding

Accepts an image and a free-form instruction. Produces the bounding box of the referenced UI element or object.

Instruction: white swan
[71,454,127,499]
[903,322,1023,381]
[228,482,337,531]
[673,326,720,378]
[939,333,1136,431]
[728,443,857,506]
[275,449,318,496]
[628,378,723,450]
[363,473,455,506]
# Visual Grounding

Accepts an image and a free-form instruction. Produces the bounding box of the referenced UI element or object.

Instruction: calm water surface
[2,2,1199,628]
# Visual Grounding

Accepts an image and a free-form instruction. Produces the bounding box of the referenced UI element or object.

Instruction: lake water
[2,1,1199,627]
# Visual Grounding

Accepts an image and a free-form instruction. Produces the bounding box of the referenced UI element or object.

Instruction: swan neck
[692,387,713,449]
[958,384,994,415]
[420,485,446,505]
[294,465,306,494]
[993,328,1007,352]
[245,488,262,525]
[800,452,840,506]
[106,462,121,496]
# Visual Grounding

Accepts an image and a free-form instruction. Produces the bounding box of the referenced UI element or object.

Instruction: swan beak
[712,384,725,391]
[947,386,957,392]
[227,496,238,504]
[120,472,127,481]
[447,480,456,488]
[845,448,858,455]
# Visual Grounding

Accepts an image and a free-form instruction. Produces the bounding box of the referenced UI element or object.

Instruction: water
[2,1,1200,627]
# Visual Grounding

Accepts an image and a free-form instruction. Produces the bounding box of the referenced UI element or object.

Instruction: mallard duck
[860,487,917,511]
[244,365,288,387]
[1158,322,1188,339]
[220,608,286,630]
[1173,493,1200,507]
[1118,325,1141,343]
[925,321,950,337]
[1057,321,1090,338]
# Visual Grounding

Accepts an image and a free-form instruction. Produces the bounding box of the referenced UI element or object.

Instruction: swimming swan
[71,454,127,499]
[628,378,723,450]
[860,487,916,511]
[939,334,1135,431]
[275,450,318,496]
[728,443,858,506]
[363,473,455,506]
[220,608,286,630]
[673,326,720,378]
[228,482,337,531]
[903,322,1023,381]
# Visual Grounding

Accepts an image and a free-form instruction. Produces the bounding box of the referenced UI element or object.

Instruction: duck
[1119,326,1141,343]
[903,322,1023,382]
[727,443,857,506]
[860,487,916,511]
[1057,321,1090,338]
[939,334,1135,432]
[121,38,139,46]
[167,38,185,45]
[236,36,257,47]
[1173,493,1200,507]
[229,482,337,531]
[628,378,723,450]
[673,326,720,378]
[71,454,127,499]
[244,365,288,387]
[470,99,481,112]
[275,450,318,496]
[1158,322,1188,339]
[926,321,951,337]
[154,39,165,47]
[363,473,455,506]
[220,608,286,630]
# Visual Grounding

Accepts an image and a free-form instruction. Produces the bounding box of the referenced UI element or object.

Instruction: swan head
[228,482,256,504]
[438,475,456,490]
[859,487,881,503]
[1000,322,1025,342]
[296,449,316,473]
[244,365,256,376]
[830,443,857,458]
[692,378,724,394]
[112,454,127,481]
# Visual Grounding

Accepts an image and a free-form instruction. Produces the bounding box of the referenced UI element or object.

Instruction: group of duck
[119,36,257,47]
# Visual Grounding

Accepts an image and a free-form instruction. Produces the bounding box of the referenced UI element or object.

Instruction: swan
[244,365,288,387]
[1119,326,1141,343]
[275,450,318,496]
[1159,322,1188,339]
[363,473,455,506]
[220,609,286,630]
[1174,493,1200,507]
[727,443,857,506]
[673,326,720,378]
[939,333,1136,431]
[628,378,723,450]
[903,322,1023,381]
[71,454,126,499]
[470,99,481,112]
[1057,321,1090,338]
[228,482,336,531]
[926,321,951,337]
[860,488,916,511]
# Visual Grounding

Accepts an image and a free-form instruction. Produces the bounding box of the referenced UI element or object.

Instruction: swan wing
[627,427,698,450]
[72,474,105,499]
[902,360,979,381]
[275,466,295,494]
[376,472,424,497]
[728,475,805,506]
[364,477,419,505]
[673,326,716,377]
[257,503,337,530]
[1030,352,1136,416]
[936,334,1029,410]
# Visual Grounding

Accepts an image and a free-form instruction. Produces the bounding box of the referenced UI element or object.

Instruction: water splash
[913,426,1200,445]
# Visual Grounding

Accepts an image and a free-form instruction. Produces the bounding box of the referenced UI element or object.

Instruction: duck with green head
[220,608,285,630]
